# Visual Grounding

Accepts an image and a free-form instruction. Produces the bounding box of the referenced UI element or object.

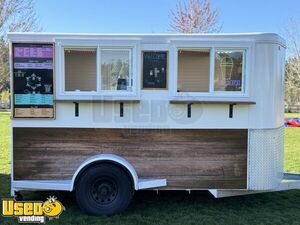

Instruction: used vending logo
[2,196,65,223]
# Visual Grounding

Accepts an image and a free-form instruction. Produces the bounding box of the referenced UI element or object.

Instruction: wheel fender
[70,154,139,191]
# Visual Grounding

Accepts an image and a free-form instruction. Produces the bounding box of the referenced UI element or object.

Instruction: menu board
[143,51,167,89]
[13,43,54,118]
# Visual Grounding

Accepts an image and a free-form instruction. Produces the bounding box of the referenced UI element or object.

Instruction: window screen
[64,48,97,91]
[177,50,210,92]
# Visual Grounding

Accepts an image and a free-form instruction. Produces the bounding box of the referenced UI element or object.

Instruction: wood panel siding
[13,128,248,189]
[177,50,210,92]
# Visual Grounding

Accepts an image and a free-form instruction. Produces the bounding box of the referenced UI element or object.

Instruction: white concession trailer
[7,32,300,215]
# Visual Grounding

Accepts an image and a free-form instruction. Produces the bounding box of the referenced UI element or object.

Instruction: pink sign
[14,47,53,58]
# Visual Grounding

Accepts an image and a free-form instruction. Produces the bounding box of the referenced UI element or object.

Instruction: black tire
[75,163,134,216]
[14,192,23,201]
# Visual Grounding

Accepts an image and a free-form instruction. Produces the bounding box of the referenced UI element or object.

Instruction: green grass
[1,112,300,225]
[285,113,300,118]
[285,128,300,172]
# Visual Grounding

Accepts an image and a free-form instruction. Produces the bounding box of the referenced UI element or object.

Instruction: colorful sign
[13,43,54,118]
[14,47,53,58]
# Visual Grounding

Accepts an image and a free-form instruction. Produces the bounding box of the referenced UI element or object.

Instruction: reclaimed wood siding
[13,128,248,189]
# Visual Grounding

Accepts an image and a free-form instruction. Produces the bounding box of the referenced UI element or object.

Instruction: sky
[35,0,300,36]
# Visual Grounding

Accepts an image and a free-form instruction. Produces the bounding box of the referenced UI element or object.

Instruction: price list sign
[13,43,54,118]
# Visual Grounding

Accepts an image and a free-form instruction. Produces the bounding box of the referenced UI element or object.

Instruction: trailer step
[138,178,167,189]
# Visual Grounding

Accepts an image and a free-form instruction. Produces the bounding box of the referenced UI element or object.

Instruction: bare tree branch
[284,18,300,111]
[0,0,41,36]
[0,0,41,92]
[284,18,300,59]
[169,0,221,33]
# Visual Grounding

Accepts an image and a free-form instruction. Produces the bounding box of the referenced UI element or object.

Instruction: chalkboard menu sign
[12,43,54,118]
[142,51,167,89]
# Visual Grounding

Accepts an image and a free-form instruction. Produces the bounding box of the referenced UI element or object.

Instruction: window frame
[176,47,211,93]
[213,48,247,94]
[56,39,140,100]
[170,41,252,99]
[63,46,98,94]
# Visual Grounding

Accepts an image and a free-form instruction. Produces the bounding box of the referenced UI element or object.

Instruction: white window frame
[56,39,140,101]
[169,40,253,100]
[62,46,98,94]
[99,47,133,94]
[176,47,211,94]
[213,48,247,94]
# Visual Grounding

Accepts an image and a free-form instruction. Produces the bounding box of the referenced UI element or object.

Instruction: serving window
[214,50,245,92]
[62,46,135,96]
[101,49,132,91]
[64,48,97,92]
[177,49,210,92]
[175,47,247,95]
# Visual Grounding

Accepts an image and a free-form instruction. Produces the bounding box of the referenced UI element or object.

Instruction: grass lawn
[285,113,300,118]
[1,112,300,225]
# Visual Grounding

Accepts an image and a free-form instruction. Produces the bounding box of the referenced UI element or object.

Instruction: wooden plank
[13,128,248,189]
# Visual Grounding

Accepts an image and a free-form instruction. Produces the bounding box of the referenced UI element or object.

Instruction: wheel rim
[90,177,118,205]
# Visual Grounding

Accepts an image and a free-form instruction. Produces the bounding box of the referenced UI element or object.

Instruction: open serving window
[173,45,248,99]
[64,48,97,92]
[177,49,210,92]
[57,40,139,101]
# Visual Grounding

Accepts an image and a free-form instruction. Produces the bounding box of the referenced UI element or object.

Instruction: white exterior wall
[247,41,286,190]
[8,32,286,191]
[9,32,286,130]
[248,42,286,129]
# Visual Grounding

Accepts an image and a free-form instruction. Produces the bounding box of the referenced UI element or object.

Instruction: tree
[0,0,41,93]
[169,0,221,33]
[283,18,300,112]
[285,58,300,111]
[284,18,300,59]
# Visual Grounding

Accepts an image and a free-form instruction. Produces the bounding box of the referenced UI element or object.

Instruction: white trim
[209,173,300,198]
[12,180,72,191]
[6,33,286,50]
[96,45,101,92]
[11,154,167,194]
[55,39,140,100]
[209,48,215,93]
[70,154,139,190]
[11,178,167,193]
[138,179,167,189]
[170,41,253,100]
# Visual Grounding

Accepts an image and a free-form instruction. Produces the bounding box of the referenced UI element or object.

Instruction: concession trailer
[7,32,300,215]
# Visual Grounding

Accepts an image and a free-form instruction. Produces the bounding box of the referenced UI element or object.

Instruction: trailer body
[8,32,300,215]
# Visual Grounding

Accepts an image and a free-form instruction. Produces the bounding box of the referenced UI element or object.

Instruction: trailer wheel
[14,192,23,201]
[75,163,134,216]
